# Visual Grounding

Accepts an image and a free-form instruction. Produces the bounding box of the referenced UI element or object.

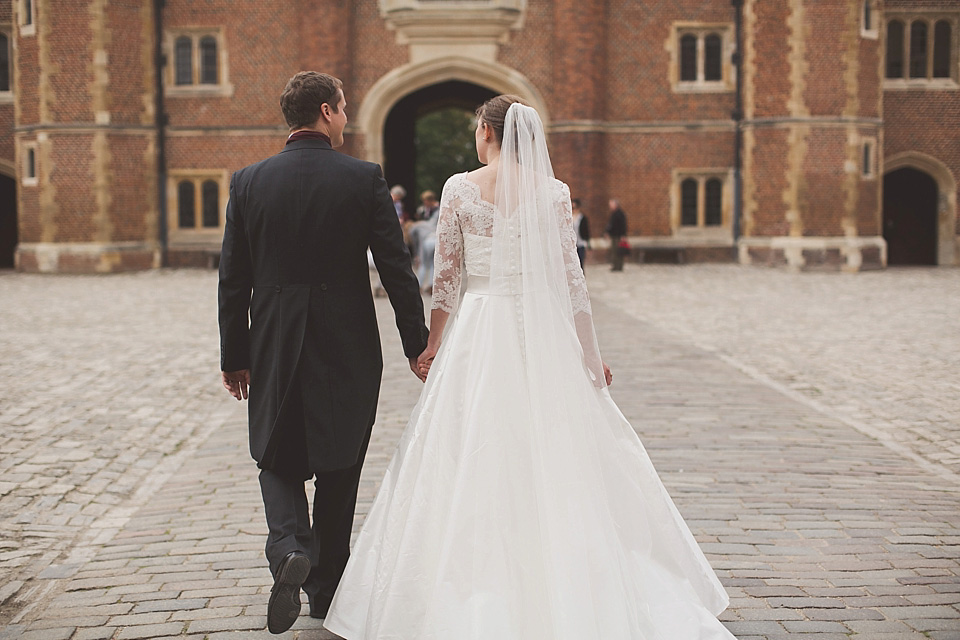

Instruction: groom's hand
[409,357,427,383]
[416,343,439,382]
[222,369,250,401]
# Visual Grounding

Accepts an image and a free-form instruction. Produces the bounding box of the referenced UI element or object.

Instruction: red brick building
[1,0,957,272]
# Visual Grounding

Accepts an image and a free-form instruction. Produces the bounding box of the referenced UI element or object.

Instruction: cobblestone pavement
[588,264,960,483]
[0,266,958,639]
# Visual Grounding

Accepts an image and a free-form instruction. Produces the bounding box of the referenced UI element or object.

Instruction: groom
[218,71,429,634]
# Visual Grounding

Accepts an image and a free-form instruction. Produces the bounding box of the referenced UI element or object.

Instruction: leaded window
[934,20,952,78]
[886,20,905,78]
[178,181,195,228]
[200,36,218,85]
[174,36,193,86]
[910,21,928,78]
[681,179,698,227]
[0,33,9,92]
[886,16,957,82]
[704,179,723,226]
[201,180,219,228]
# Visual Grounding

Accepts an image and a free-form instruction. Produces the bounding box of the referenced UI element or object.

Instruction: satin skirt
[324,282,736,640]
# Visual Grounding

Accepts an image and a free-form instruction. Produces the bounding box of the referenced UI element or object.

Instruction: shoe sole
[267,554,311,634]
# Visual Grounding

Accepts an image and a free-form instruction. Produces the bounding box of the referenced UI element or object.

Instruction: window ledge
[673,82,734,94]
[166,84,234,98]
[168,229,224,246]
[883,78,958,90]
[672,227,733,242]
[0,92,13,105]
[19,23,35,37]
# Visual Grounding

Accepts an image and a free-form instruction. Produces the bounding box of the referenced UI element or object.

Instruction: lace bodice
[432,172,592,317]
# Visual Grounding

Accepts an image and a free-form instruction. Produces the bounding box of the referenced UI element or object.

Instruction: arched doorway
[883,168,938,265]
[357,56,550,169]
[0,173,16,268]
[383,80,496,214]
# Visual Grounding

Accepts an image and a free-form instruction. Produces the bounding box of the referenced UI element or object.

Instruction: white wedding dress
[324,106,735,640]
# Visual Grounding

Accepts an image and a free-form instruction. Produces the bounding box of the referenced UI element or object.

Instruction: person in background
[392,185,412,249]
[413,212,439,294]
[415,191,440,222]
[572,198,591,271]
[409,192,440,291]
[390,185,407,221]
[605,198,627,272]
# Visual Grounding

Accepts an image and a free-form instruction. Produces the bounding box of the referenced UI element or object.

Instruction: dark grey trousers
[258,427,371,613]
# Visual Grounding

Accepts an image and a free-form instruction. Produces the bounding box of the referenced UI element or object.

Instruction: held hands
[415,343,440,382]
[603,362,613,386]
[222,369,250,401]
[409,357,427,383]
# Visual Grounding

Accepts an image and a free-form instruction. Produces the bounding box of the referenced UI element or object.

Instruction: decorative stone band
[16,242,160,273]
[737,236,888,272]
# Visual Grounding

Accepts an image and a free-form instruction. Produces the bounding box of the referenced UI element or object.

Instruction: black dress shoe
[267,551,310,634]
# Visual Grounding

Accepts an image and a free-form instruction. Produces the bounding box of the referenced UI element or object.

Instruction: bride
[323,96,736,640]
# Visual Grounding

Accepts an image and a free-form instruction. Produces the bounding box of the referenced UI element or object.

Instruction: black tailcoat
[219,139,428,479]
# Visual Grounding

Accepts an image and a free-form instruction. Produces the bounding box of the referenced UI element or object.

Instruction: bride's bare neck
[467,149,500,203]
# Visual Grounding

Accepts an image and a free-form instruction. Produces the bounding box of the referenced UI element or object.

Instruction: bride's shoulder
[441,171,470,195]
[549,177,571,198]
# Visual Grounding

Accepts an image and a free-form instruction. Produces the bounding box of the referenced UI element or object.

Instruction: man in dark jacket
[218,71,428,634]
[605,199,628,271]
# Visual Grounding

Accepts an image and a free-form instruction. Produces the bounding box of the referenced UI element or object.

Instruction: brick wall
[7,0,958,271]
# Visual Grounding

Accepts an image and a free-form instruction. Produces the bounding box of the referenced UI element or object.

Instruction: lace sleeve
[556,182,606,384]
[431,176,464,313]
[557,183,592,316]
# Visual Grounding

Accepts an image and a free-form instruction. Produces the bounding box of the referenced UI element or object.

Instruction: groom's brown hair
[280,71,343,130]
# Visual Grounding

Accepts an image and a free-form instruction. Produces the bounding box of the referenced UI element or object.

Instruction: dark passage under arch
[883,167,938,266]
[383,81,497,215]
[0,174,16,268]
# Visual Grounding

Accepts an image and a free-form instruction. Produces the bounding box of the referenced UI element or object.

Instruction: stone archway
[356,56,550,168]
[0,160,17,268]
[382,80,496,215]
[884,151,958,266]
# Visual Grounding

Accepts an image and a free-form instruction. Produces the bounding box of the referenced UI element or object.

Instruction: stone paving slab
[1,267,959,639]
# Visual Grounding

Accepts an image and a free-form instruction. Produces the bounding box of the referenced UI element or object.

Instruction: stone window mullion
[697,178,706,227]
[191,36,197,85]
[697,35,704,82]
[903,20,911,80]
[193,178,203,229]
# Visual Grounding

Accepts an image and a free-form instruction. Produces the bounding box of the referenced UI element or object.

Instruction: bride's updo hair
[476,95,529,146]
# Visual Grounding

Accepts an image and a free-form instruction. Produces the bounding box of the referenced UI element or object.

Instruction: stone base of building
[738,236,887,272]
[167,248,221,269]
[585,236,737,265]
[16,243,160,273]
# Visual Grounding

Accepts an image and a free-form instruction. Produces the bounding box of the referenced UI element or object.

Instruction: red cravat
[286,130,331,146]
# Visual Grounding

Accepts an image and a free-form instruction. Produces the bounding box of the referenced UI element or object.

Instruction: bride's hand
[603,362,612,386]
